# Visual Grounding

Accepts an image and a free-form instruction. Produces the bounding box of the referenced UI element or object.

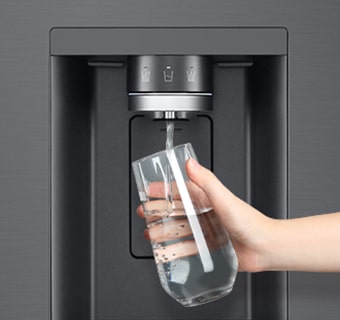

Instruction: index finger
[148,180,210,208]
[148,181,180,199]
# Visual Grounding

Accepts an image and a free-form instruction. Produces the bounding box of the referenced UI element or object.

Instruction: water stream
[165,121,174,150]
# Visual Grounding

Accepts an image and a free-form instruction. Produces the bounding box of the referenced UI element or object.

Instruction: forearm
[262,212,340,272]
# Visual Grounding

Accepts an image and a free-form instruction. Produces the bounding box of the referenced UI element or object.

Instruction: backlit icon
[163,66,174,82]
[141,66,151,82]
[187,66,196,82]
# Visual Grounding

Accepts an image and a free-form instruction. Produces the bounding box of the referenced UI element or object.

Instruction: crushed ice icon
[142,66,151,82]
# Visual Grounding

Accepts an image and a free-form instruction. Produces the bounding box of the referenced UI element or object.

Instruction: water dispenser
[51,27,288,319]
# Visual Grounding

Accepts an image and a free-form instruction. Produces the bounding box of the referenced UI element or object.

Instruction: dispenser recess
[51,27,288,320]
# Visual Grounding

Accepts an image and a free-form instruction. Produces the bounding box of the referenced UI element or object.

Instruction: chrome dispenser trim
[128,93,212,112]
[164,111,176,119]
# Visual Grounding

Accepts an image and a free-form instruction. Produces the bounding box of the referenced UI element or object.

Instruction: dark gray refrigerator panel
[51,28,288,320]
[0,1,340,320]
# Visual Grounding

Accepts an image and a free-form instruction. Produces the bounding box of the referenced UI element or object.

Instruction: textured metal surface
[0,0,339,319]
[50,27,287,56]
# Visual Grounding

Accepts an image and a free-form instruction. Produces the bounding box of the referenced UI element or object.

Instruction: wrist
[256,217,284,272]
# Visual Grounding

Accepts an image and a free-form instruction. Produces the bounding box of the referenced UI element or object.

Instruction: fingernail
[189,158,201,170]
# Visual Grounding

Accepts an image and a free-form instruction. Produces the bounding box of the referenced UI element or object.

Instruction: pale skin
[137,158,340,273]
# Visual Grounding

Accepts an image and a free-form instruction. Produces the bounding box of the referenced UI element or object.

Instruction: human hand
[185,159,340,273]
[137,158,274,272]
[183,158,275,272]
[137,158,340,272]
[136,180,229,265]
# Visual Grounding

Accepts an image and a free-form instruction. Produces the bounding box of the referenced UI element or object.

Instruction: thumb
[185,158,258,238]
[185,158,237,211]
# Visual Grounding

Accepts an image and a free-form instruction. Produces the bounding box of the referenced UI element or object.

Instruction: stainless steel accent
[145,111,194,119]
[176,111,192,119]
[128,93,212,112]
[127,56,213,114]
[149,111,164,119]
[127,55,212,93]
[164,111,175,119]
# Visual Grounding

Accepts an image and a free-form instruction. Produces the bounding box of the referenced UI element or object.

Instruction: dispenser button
[187,66,196,82]
[141,66,151,82]
[163,66,174,82]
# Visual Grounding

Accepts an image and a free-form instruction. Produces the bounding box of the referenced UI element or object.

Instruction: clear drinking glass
[132,143,238,307]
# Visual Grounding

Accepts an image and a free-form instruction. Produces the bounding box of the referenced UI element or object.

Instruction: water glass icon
[163,66,174,82]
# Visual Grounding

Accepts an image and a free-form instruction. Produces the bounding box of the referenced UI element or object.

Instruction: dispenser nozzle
[165,111,176,119]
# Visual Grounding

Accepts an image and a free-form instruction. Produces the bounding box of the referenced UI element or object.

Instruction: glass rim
[131,142,193,167]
